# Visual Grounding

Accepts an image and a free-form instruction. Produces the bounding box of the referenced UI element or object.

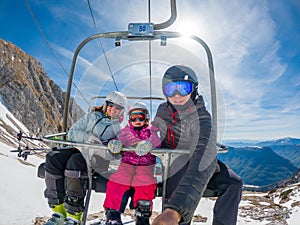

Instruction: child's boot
[105,209,123,225]
[135,200,151,225]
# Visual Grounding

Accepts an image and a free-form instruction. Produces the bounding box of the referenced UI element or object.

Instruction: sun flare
[176,20,198,37]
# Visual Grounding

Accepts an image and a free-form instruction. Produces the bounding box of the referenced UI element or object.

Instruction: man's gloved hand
[135,140,152,156]
[87,135,102,144]
[152,208,181,225]
[108,140,123,153]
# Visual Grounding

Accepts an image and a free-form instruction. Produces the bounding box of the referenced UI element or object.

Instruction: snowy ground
[2,141,298,225]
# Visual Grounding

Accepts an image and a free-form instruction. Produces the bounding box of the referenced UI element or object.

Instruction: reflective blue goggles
[163,81,193,97]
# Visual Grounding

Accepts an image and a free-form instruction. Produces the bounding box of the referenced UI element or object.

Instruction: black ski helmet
[162,65,199,100]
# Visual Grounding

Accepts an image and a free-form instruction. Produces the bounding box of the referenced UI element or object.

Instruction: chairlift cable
[24,0,89,106]
[87,0,119,91]
[148,0,153,116]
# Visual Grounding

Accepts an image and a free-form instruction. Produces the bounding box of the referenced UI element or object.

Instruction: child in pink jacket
[103,102,161,225]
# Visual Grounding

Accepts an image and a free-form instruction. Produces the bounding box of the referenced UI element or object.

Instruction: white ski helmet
[105,91,127,108]
[128,102,150,119]
[104,91,127,119]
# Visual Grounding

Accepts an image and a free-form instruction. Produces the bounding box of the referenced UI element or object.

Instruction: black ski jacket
[152,95,217,223]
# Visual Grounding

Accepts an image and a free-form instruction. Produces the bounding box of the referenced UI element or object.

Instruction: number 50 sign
[128,23,154,37]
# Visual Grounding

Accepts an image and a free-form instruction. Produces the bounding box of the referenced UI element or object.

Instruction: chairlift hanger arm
[63,30,217,135]
[153,0,177,30]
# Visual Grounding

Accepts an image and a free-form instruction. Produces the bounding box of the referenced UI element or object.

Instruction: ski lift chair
[38,6,228,224]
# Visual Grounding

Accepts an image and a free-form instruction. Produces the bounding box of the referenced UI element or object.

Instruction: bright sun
[176,20,198,37]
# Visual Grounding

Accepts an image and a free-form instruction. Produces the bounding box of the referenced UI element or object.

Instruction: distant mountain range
[223,137,300,148]
[257,137,300,146]
[219,137,300,188]
[223,139,260,148]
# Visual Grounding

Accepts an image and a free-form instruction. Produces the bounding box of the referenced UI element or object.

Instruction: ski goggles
[106,101,124,110]
[129,112,147,122]
[163,81,193,97]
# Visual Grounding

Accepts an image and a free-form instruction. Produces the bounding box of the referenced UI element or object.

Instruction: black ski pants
[166,157,242,225]
[44,148,109,214]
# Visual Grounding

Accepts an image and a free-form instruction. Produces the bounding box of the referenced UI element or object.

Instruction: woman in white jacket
[43,91,127,225]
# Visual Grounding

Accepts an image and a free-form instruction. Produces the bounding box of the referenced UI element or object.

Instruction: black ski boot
[105,209,123,225]
[135,200,152,225]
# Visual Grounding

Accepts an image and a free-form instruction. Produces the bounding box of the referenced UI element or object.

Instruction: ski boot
[64,212,82,225]
[64,217,81,225]
[105,209,123,225]
[44,213,66,225]
[135,200,152,225]
[44,203,67,225]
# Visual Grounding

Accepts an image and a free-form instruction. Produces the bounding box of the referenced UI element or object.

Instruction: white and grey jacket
[68,110,121,145]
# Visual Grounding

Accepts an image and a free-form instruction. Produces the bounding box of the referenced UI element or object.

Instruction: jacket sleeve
[147,125,162,148]
[67,113,91,142]
[164,109,218,223]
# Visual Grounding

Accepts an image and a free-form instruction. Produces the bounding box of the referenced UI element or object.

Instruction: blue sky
[0,0,300,141]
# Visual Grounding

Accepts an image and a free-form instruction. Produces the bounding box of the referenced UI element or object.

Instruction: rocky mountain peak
[0,39,84,137]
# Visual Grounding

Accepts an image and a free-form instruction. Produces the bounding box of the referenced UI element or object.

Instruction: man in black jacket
[152,65,242,225]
